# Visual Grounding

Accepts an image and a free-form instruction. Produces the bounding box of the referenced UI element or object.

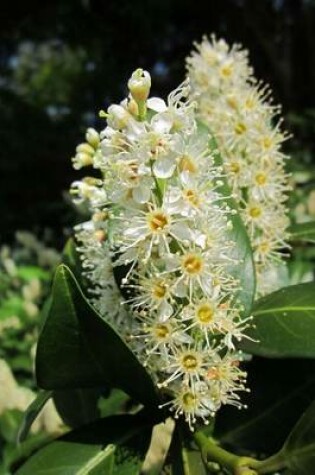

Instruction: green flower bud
[128,68,151,102]
[85,128,100,148]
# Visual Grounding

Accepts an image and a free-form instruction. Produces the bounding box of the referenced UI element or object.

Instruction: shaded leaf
[53,388,104,428]
[98,388,131,418]
[62,237,83,283]
[0,409,24,444]
[289,221,315,244]
[36,265,159,409]
[240,282,315,357]
[18,390,52,442]
[282,399,315,475]
[15,413,152,475]
[215,357,315,455]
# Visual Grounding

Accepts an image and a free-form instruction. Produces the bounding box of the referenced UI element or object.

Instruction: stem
[193,431,256,474]
[193,430,287,475]
[250,452,287,474]
[138,100,147,121]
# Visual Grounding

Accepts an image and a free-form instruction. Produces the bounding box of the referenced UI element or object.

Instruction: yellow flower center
[255,172,267,186]
[182,354,199,371]
[182,254,203,275]
[179,155,197,173]
[154,324,170,340]
[152,281,167,299]
[249,206,262,218]
[220,64,233,77]
[257,241,270,253]
[196,303,214,324]
[182,391,196,407]
[148,211,169,232]
[183,189,200,207]
[261,137,272,149]
[234,122,247,135]
[229,161,241,174]
[226,95,238,109]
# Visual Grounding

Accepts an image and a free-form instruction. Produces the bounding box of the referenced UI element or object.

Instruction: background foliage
[1,0,315,240]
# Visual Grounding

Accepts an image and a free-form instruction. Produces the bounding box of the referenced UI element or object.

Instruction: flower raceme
[187,35,291,296]
[71,68,251,429]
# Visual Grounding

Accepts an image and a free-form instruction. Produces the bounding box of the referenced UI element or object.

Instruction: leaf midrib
[253,306,315,317]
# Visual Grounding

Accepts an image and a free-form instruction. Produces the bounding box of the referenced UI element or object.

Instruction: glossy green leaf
[215,357,315,455]
[3,433,53,474]
[240,282,315,357]
[15,414,152,475]
[36,264,159,409]
[53,388,104,428]
[289,221,315,244]
[18,390,52,442]
[281,400,315,474]
[198,122,256,316]
[62,237,83,283]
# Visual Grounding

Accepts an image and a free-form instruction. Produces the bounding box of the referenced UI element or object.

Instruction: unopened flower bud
[85,128,100,148]
[92,211,108,222]
[128,69,151,103]
[94,229,107,242]
[76,143,95,155]
[72,153,94,170]
[107,104,132,129]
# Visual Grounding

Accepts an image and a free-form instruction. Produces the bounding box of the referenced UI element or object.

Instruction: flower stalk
[193,429,287,475]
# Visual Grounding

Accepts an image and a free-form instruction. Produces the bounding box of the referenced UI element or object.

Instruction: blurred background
[1,0,315,243]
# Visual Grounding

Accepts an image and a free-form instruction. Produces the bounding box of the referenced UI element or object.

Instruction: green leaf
[98,388,130,418]
[289,221,315,244]
[53,388,104,428]
[15,413,152,475]
[62,237,85,286]
[36,264,159,409]
[215,357,315,455]
[3,433,53,474]
[198,122,256,316]
[281,399,315,474]
[240,282,315,357]
[0,409,24,444]
[18,390,52,442]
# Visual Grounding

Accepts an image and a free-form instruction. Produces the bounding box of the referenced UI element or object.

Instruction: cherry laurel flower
[71,69,250,430]
[187,35,291,296]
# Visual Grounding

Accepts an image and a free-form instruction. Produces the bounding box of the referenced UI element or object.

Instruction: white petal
[151,113,173,134]
[153,157,176,178]
[173,281,187,298]
[171,222,192,241]
[132,185,151,203]
[147,97,167,112]
[158,301,173,321]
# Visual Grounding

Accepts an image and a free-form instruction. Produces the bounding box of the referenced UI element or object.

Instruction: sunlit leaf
[240,282,315,357]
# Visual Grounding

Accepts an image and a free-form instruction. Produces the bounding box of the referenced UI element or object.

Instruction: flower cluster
[187,35,291,295]
[71,68,250,429]
[72,70,252,427]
